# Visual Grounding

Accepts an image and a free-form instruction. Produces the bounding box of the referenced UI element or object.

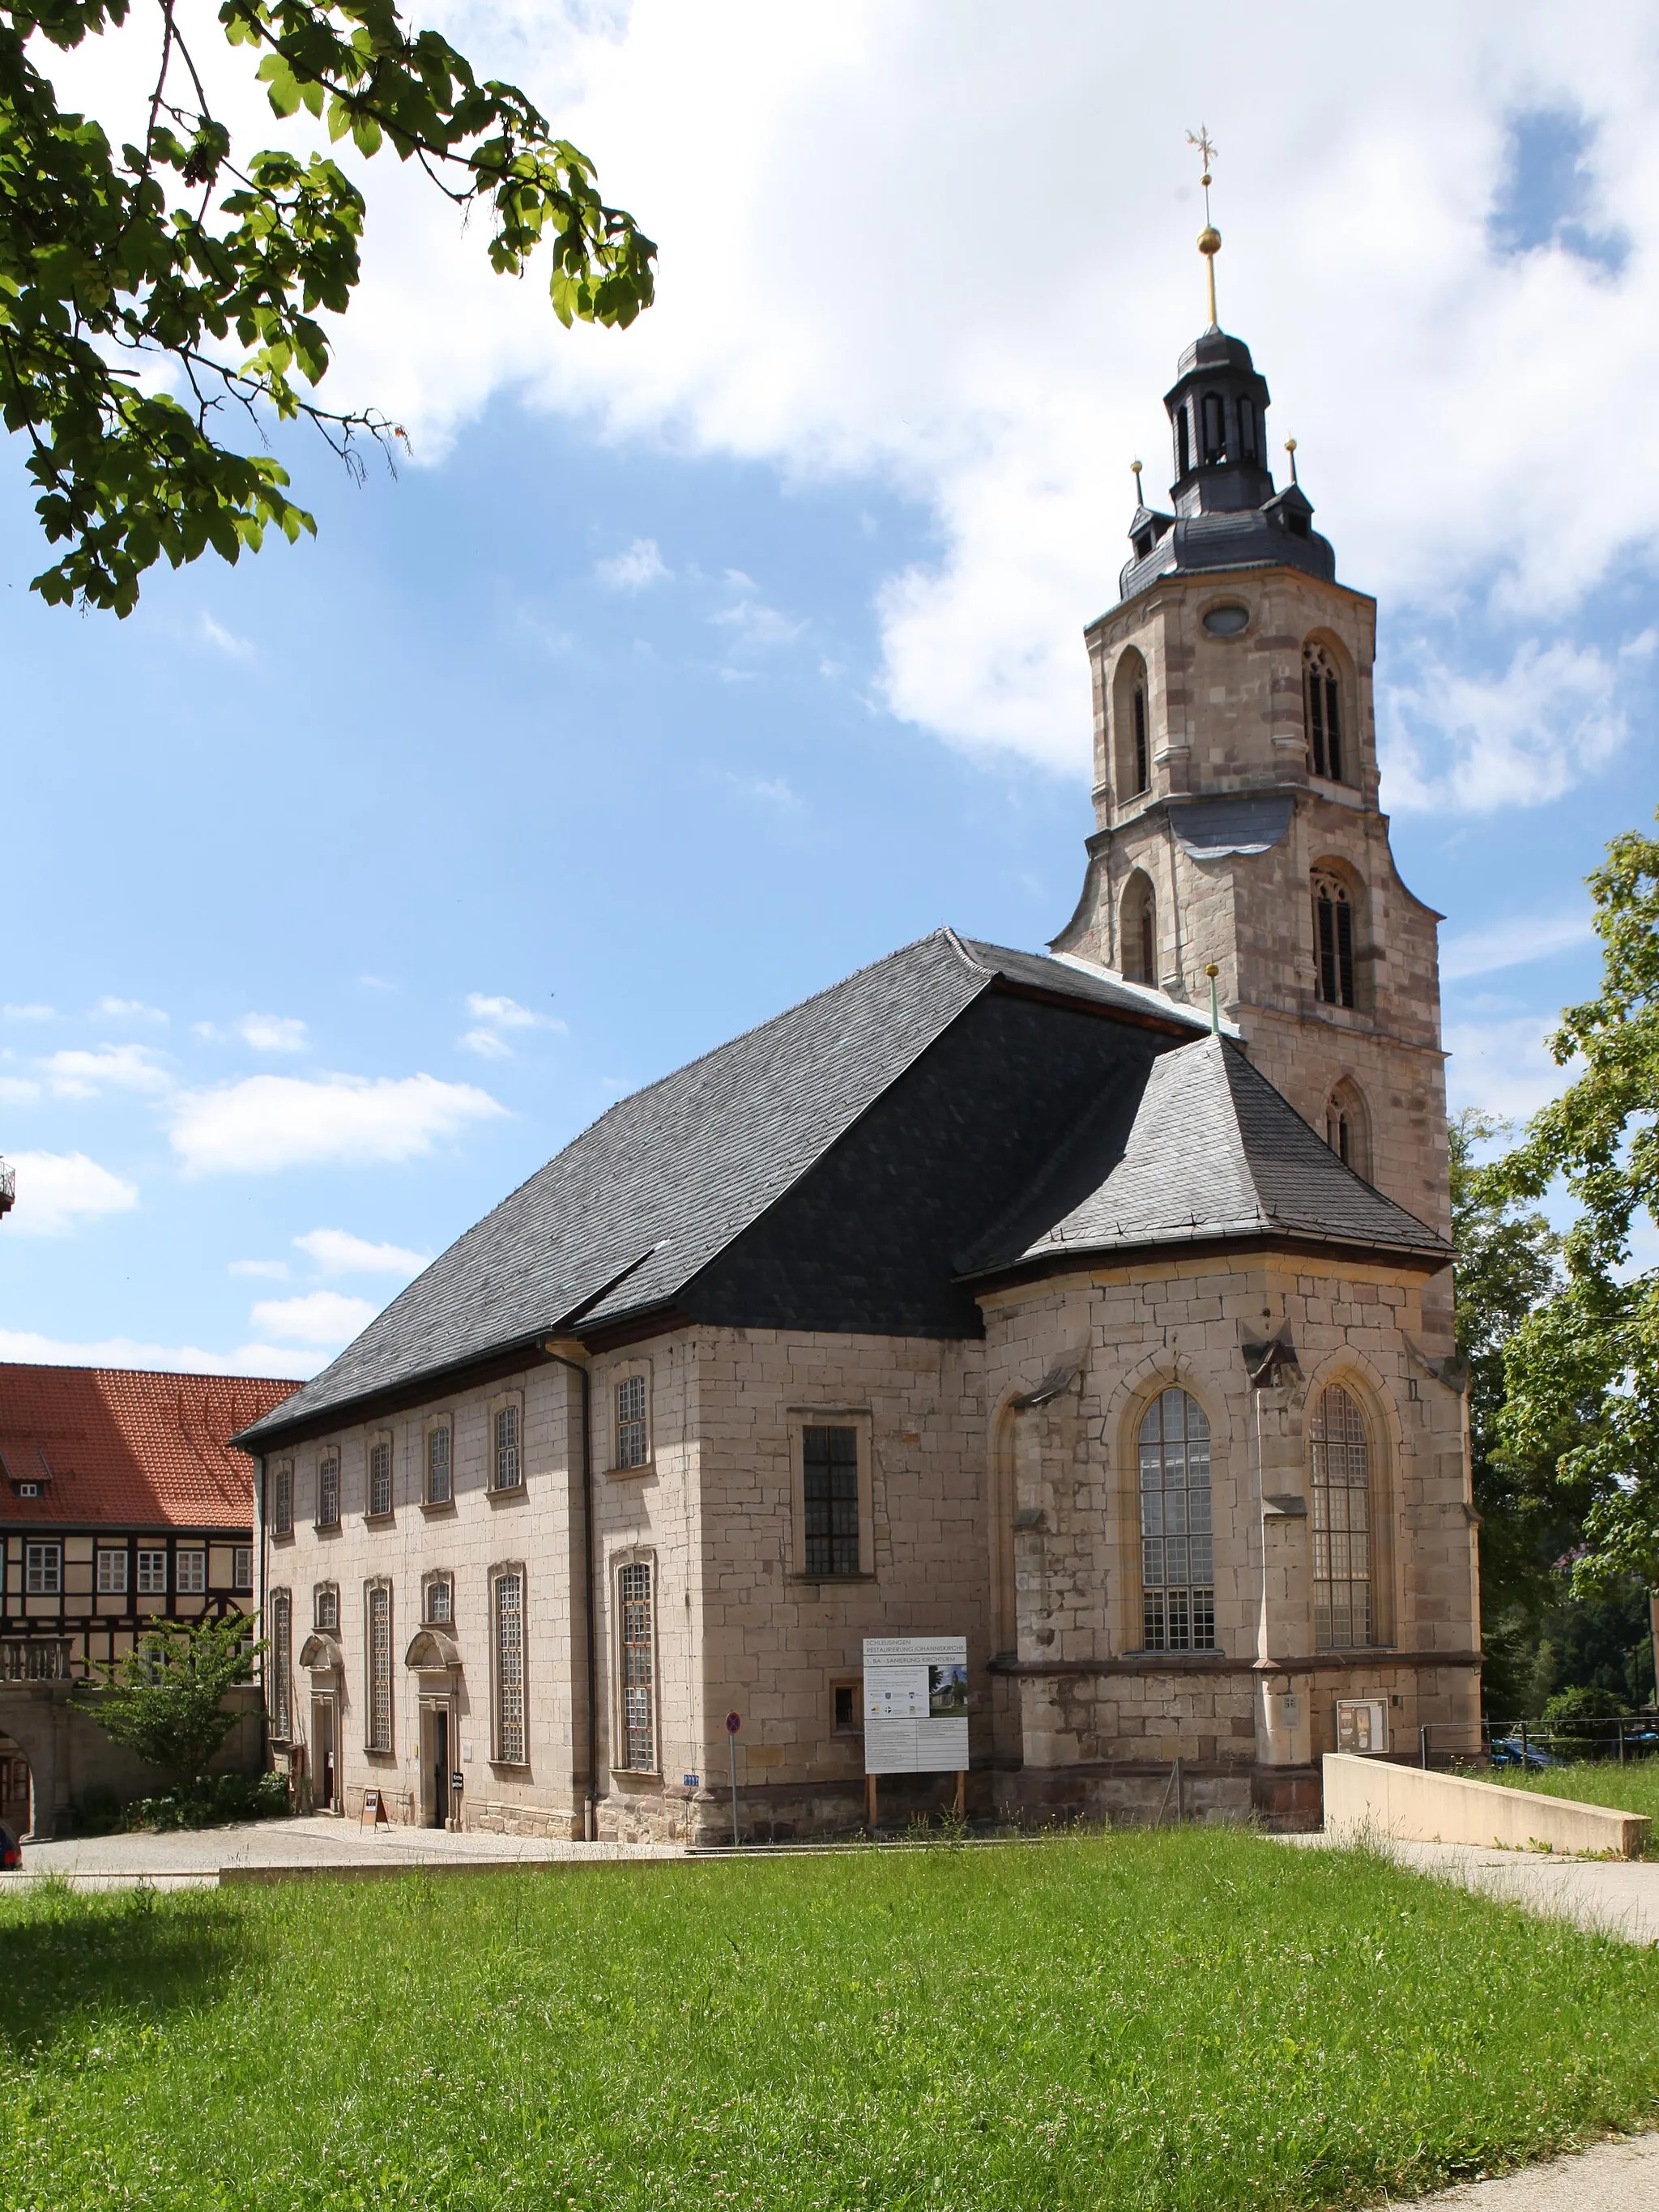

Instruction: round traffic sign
[725,1711,741,1734]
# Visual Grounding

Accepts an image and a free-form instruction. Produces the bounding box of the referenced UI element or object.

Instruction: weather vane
[1186,126,1222,328]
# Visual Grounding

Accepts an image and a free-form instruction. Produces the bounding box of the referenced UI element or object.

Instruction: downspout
[543,1344,595,1840]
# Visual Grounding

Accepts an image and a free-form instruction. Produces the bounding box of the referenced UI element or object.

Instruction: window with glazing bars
[493,1404,522,1490]
[368,1438,393,1517]
[137,1548,167,1596]
[317,1454,339,1528]
[426,1575,453,1625]
[176,1549,205,1594]
[1312,872,1356,1008]
[314,1583,339,1631]
[96,1548,128,1595]
[494,1572,525,1762]
[25,1541,61,1596]
[366,1584,392,1752]
[616,1375,649,1469]
[233,1545,254,1592]
[271,1588,292,1741]
[1132,685,1149,794]
[1139,1389,1214,1652]
[1304,642,1344,781]
[618,1562,655,1770]
[1311,1384,1373,1648]
[803,1426,859,1576]
[272,1460,293,1536]
[426,1424,451,1505]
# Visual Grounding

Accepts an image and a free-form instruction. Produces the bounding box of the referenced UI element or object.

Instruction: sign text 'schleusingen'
[862,1636,969,1775]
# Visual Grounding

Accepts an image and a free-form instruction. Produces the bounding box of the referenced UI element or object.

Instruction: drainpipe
[542,1342,595,1840]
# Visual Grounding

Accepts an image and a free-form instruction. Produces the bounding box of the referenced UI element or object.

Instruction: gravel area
[0,1813,684,1888]
[1388,2133,1659,2209]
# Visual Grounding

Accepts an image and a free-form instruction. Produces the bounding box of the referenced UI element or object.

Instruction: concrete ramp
[1323,1753,1649,1859]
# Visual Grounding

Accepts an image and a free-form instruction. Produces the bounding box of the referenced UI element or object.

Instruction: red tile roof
[0,1365,297,1532]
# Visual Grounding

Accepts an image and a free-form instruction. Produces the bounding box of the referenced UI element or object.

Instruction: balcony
[0,1639,70,1681]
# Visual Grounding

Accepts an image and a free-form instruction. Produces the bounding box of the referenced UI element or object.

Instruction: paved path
[1388,2133,1659,2209]
[1,1814,684,1889]
[1287,1831,1659,1945]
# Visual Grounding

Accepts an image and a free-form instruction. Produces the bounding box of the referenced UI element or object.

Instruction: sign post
[726,1710,742,1848]
[862,1636,969,1832]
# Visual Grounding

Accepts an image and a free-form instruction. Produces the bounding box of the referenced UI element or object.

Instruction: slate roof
[239,933,1209,1447]
[962,1034,1448,1276]
[0,1366,296,1531]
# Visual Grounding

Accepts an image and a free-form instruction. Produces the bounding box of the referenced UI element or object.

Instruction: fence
[1414,1711,1659,1772]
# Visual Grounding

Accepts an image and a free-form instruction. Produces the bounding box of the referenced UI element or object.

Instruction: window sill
[489,1758,530,1772]
[315,1521,342,1537]
[487,1483,526,1505]
[605,1460,655,1481]
[270,1530,295,1545]
[364,1511,394,1528]
[788,1571,877,1586]
[611,1765,661,1786]
[420,1497,456,1516]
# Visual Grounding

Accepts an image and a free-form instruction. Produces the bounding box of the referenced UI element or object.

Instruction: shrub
[1541,1683,1627,1740]
[121,1771,290,1833]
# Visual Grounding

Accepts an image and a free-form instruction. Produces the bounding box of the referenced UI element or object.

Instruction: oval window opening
[1203,603,1249,637]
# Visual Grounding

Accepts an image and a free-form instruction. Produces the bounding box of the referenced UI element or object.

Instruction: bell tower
[1050,160,1452,1332]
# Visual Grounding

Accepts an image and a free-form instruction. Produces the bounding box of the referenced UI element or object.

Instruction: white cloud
[714,574,804,654]
[41,1044,172,1099]
[595,536,669,590]
[249,1289,380,1347]
[0,1078,41,1106]
[1444,1015,1576,1122]
[293,1226,429,1278]
[92,997,168,1024]
[237,1013,309,1053]
[722,771,802,812]
[1441,907,1594,982]
[0,1328,316,1379]
[229,1257,290,1280]
[459,993,565,1058]
[6,1150,139,1236]
[1380,633,1653,812]
[3,1004,55,1021]
[168,1071,506,1174]
[199,611,255,658]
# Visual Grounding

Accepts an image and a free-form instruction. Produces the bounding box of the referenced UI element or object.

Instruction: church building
[239,250,1479,1840]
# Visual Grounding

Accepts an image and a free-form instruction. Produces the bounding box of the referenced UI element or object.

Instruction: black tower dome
[1119,323,1337,604]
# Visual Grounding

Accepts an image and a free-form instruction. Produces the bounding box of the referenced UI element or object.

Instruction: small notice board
[863,1636,969,1775]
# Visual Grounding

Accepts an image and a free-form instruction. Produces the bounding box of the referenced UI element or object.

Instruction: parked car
[0,1822,19,1870]
[1489,1734,1558,1770]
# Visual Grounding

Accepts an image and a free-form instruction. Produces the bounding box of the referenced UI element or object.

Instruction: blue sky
[2,4,1657,1374]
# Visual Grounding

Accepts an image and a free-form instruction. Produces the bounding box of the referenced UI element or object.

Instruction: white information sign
[863,1635,969,1775]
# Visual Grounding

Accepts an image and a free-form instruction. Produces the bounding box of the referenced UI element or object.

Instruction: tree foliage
[75,1608,261,1783]
[1495,816,1659,1591]
[1,0,655,612]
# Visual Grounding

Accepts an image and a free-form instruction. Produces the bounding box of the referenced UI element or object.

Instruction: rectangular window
[314,1584,339,1632]
[618,1562,655,1771]
[616,1375,649,1469]
[272,1460,293,1537]
[426,1423,452,1506]
[232,1545,254,1593]
[368,1437,393,1519]
[176,1549,206,1595]
[803,1426,860,1577]
[366,1585,392,1753]
[137,1548,167,1596]
[24,1541,62,1596]
[426,1575,453,1625]
[96,1548,129,1596]
[317,1455,340,1529]
[494,1571,525,1763]
[271,1588,292,1741]
[493,1404,522,1491]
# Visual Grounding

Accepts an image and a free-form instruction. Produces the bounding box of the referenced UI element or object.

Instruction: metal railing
[1414,1711,1659,1771]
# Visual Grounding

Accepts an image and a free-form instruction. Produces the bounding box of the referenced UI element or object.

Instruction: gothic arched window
[1239,395,1257,459]
[1201,391,1225,463]
[1311,870,1356,1009]
[1121,871,1157,986]
[1304,641,1345,782]
[1138,1388,1214,1652]
[1324,1078,1371,1180]
[1176,403,1191,478]
[1112,649,1151,800]
[1310,1384,1372,1649]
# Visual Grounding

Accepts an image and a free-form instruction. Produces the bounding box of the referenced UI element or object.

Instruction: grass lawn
[4,1830,1659,2211]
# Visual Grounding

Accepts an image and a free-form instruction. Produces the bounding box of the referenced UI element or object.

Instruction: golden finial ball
[1197,225,1222,257]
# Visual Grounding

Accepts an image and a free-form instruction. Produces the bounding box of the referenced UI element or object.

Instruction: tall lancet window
[1239,395,1257,459]
[1138,1389,1214,1652]
[1311,871,1356,1009]
[1201,391,1225,462]
[1132,684,1149,794]
[1304,641,1345,782]
[1121,872,1157,987]
[1175,405,1191,478]
[1310,1385,1373,1649]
